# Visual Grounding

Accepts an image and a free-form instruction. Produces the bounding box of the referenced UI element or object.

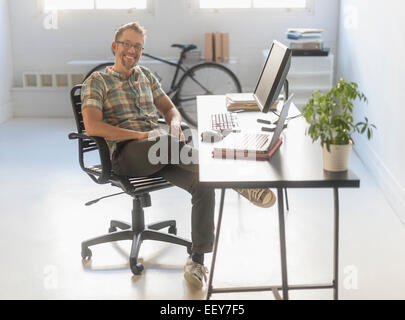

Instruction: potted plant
[302,78,376,172]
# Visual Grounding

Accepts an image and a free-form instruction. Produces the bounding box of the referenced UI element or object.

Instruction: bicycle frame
[142,52,188,97]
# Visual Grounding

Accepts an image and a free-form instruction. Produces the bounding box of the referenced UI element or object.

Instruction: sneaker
[235,188,276,208]
[184,256,208,288]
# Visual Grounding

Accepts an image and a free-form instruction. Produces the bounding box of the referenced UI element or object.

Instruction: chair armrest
[68,132,111,184]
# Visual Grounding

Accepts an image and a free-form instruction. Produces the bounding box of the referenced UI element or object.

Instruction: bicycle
[83,43,242,127]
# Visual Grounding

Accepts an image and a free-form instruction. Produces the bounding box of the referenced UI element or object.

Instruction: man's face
[112,29,144,71]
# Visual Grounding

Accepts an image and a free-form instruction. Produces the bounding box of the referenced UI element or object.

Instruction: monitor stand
[257,79,289,127]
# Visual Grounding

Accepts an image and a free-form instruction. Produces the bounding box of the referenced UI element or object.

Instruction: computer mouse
[200,130,224,143]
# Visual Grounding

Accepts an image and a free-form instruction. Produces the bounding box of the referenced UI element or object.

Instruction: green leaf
[302,78,375,144]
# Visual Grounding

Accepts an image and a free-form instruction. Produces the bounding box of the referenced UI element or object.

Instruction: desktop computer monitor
[253,40,292,113]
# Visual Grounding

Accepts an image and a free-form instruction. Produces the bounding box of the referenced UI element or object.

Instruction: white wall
[0,0,13,123]
[8,0,339,116]
[337,0,405,223]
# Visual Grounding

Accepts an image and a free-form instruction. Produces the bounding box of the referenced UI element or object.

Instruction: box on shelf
[214,32,222,62]
[222,33,229,63]
[205,33,213,62]
[205,32,230,63]
[288,38,324,50]
[286,27,327,57]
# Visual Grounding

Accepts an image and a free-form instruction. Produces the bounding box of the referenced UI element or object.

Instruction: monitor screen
[253,40,292,113]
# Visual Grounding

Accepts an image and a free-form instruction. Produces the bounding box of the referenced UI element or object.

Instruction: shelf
[67,60,114,65]
[292,98,311,106]
[290,85,332,93]
[288,71,332,78]
[68,57,238,65]
[262,50,334,97]
[11,87,70,92]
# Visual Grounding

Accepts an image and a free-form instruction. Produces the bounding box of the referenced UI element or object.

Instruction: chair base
[81,195,192,275]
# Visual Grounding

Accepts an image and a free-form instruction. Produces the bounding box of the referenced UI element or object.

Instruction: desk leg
[333,187,340,300]
[206,188,226,300]
[277,188,289,300]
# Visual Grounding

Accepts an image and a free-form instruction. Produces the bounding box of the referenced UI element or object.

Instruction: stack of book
[225,93,259,111]
[286,28,329,56]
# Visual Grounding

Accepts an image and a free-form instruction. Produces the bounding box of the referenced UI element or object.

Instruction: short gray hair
[114,22,146,41]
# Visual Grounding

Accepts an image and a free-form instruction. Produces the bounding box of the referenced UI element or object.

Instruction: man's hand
[146,128,163,139]
[154,95,185,141]
[169,122,186,142]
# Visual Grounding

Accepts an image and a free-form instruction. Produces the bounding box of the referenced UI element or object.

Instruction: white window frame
[191,0,314,14]
[39,0,154,14]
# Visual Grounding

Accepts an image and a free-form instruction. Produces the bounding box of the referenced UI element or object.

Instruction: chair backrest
[83,62,114,83]
[70,84,112,184]
[71,84,85,134]
[70,84,109,155]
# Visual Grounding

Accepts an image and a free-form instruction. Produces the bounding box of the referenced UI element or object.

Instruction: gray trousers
[112,135,215,254]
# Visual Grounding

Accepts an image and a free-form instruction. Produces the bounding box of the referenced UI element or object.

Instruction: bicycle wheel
[176,62,242,127]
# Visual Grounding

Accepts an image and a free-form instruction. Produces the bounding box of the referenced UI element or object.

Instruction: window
[43,0,147,10]
[253,0,306,8]
[200,0,250,9]
[199,0,308,9]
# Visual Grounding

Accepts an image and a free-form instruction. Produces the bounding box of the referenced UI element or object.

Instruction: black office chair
[69,84,192,275]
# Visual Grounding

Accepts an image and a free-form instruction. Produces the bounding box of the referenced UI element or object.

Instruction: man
[81,22,276,288]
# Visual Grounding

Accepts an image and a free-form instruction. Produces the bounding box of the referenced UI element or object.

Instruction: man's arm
[81,73,159,141]
[155,94,185,141]
[82,106,152,141]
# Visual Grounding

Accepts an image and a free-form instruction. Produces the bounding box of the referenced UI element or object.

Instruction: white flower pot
[322,142,353,172]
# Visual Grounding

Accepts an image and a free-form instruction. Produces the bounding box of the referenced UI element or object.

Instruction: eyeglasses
[116,41,144,52]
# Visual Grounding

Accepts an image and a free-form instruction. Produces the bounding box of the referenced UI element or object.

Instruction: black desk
[197,95,360,300]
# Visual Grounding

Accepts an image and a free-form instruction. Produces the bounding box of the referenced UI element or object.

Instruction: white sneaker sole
[260,193,277,208]
[184,272,203,289]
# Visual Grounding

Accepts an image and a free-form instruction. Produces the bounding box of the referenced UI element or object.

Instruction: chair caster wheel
[81,247,92,259]
[131,263,144,275]
[108,226,117,233]
[168,226,177,235]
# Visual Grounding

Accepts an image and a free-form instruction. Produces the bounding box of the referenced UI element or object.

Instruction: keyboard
[238,133,270,151]
[216,132,271,153]
[211,112,241,132]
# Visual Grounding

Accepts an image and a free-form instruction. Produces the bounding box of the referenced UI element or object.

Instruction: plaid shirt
[81,65,165,158]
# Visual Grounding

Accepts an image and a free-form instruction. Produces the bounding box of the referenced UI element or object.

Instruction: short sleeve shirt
[81,65,166,158]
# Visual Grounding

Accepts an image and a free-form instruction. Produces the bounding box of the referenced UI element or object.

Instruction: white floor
[1,118,405,300]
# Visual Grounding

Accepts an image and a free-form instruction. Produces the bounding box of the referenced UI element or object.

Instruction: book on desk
[225,93,280,112]
[225,93,259,111]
